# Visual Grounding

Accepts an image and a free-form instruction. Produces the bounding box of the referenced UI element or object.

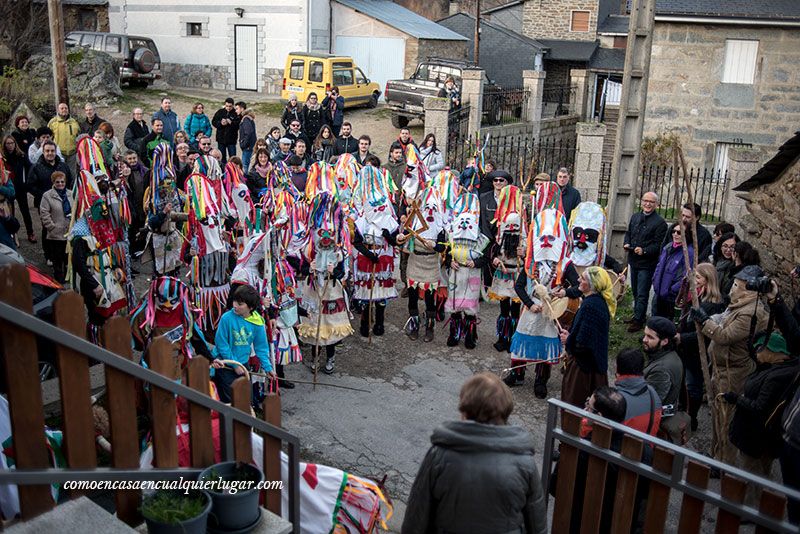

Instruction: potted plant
[141,490,211,534]
[200,461,264,532]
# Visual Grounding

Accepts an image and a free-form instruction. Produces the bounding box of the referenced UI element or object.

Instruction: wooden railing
[542,398,800,533]
[0,263,300,530]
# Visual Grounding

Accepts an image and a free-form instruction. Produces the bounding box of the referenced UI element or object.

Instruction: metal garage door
[334,36,405,101]
[234,25,258,91]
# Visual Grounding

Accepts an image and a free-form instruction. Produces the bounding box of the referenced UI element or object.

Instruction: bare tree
[0,0,49,68]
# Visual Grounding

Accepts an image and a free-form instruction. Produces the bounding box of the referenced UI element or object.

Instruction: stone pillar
[574,122,607,202]
[424,96,450,162]
[569,69,589,120]
[461,68,485,136]
[723,147,761,226]
[523,69,545,139]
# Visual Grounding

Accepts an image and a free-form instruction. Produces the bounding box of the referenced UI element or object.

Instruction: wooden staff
[672,146,718,439]
[313,273,331,390]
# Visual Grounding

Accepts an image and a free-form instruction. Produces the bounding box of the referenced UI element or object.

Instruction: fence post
[523,69,546,139]
[575,122,607,202]
[570,69,589,119]
[461,68,485,136]
[723,147,761,225]
[424,96,450,162]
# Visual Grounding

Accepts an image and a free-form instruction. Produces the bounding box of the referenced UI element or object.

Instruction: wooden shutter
[571,11,590,32]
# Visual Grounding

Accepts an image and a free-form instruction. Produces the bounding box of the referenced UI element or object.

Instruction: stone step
[6,496,137,533]
[133,506,292,534]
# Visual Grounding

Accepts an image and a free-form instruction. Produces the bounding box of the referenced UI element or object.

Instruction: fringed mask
[569,202,607,268]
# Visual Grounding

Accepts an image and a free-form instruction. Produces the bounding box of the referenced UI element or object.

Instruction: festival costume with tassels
[444,193,489,349]
[223,160,255,256]
[143,143,186,277]
[184,156,232,333]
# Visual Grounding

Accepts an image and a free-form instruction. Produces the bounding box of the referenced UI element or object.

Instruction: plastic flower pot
[141,490,211,534]
[200,461,264,532]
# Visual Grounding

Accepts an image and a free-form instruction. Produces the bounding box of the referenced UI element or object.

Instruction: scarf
[56,187,71,218]
[585,266,616,318]
[255,162,271,178]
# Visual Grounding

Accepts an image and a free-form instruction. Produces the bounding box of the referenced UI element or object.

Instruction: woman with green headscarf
[559,266,617,408]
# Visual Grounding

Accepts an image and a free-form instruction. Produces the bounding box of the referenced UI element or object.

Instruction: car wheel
[391,113,409,128]
[132,47,156,74]
[367,92,379,109]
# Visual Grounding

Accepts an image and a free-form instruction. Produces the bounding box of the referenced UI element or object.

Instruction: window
[571,10,590,32]
[187,23,202,37]
[613,36,627,49]
[333,69,353,86]
[355,68,367,84]
[105,36,121,53]
[78,9,97,31]
[80,33,95,47]
[289,59,304,80]
[714,141,752,176]
[92,35,103,51]
[309,61,323,82]
[722,39,758,84]
[332,61,352,69]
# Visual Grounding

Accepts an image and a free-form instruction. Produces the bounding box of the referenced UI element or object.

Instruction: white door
[234,25,258,91]
[334,36,405,101]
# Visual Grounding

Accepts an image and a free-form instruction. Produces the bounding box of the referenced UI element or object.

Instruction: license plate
[286,86,304,93]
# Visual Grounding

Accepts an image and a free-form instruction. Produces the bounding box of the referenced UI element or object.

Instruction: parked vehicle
[384,58,508,127]
[66,31,162,87]
[281,52,381,108]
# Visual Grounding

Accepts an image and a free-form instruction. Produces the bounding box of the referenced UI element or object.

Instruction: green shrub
[141,491,207,524]
[0,67,52,126]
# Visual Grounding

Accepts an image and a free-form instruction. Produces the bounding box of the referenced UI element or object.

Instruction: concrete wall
[332,2,410,74]
[522,0,598,41]
[644,22,800,168]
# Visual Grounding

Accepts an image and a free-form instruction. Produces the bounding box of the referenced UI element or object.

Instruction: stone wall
[407,38,469,78]
[521,0,597,41]
[160,63,233,91]
[644,22,800,168]
[393,0,450,21]
[737,160,800,289]
[539,114,579,142]
[63,6,110,33]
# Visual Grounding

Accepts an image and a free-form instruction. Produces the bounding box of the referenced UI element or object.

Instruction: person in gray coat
[642,316,684,406]
[402,372,547,534]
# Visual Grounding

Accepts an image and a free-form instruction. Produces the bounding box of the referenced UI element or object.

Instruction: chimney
[449,0,461,16]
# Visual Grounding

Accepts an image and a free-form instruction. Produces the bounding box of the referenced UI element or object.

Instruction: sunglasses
[493,178,507,183]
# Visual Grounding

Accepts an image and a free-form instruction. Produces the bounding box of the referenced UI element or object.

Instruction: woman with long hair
[266,126,281,155]
[713,231,739,295]
[420,133,444,173]
[183,102,212,149]
[312,124,336,162]
[246,148,272,200]
[675,262,726,430]
[2,135,34,241]
[98,122,121,163]
[303,92,324,142]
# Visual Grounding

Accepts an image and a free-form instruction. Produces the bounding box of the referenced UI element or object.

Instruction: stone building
[61,0,110,33]
[733,131,800,287]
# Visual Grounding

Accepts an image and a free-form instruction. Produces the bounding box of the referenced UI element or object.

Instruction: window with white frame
[722,40,758,84]
[714,141,752,177]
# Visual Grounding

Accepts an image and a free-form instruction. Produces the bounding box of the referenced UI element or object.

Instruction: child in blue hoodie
[212,284,275,403]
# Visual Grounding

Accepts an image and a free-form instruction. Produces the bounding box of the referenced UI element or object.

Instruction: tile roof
[589,47,625,71]
[539,39,598,62]
[333,0,468,40]
[626,0,800,22]
[597,14,630,34]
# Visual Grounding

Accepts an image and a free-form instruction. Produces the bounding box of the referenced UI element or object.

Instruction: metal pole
[47,0,69,108]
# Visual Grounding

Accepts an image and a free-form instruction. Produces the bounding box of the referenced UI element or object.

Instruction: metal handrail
[542,398,800,533]
[0,300,301,529]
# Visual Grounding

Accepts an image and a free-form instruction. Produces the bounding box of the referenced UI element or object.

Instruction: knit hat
[646,316,677,340]
[754,332,791,356]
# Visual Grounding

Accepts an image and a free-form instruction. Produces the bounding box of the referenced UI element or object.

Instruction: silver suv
[66,31,161,87]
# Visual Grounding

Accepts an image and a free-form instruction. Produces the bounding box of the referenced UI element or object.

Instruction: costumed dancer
[506,208,576,398]
[568,201,626,284]
[444,193,489,349]
[397,145,428,294]
[352,166,400,338]
[487,185,526,352]
[130,276,212,379]
[333,152,360,207]
[400,186,447,342]
[297,192,353,374]
[429,168,461,319]
[223,160,255,256]
[183,155,232,335]
[143,142,187,277]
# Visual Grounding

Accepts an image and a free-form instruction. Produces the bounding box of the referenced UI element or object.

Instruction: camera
[746,276,773,293]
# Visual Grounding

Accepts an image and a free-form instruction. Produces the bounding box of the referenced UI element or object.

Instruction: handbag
[658,405,692,445]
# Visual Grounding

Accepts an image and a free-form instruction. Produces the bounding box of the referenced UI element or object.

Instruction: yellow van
[281,52,381,108]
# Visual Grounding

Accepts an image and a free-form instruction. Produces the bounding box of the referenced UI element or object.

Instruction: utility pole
[605,0,656,254]
[47,0,69,108]
[473,0,481,64]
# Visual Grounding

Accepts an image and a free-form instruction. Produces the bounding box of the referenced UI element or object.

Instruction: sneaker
[323,358,335,374]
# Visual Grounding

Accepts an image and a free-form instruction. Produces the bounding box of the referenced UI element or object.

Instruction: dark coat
[403,420,547,534]
[238,115,257,151]
[559,183,582,220]
[0,215,20,250]
[284,130,308,149]
[624,210,668,269]
[643,348,683,406]
[11,128,37,167]
[565,293,610,374]
[302,105,324,141]
[211,108,241,145]
[280,104,303,130]
[332,135,358,156]
[479,190,498,241]
[124,119,150,153]
[730,359,799,458]
[652,243,694,301]
[322,95,345,127]
[715,258,736,297]
[79,115,105,136]
[29,155,73,203]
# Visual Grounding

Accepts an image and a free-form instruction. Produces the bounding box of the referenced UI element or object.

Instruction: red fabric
[302,464,319,489]
[355,252,394,273]
[27,265,62,289]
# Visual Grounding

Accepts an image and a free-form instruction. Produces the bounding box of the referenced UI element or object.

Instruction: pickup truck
[384,58,506,128]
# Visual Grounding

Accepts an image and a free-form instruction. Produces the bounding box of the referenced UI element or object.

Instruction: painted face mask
[452,211,480,242]
[402,145,428,202]
[568,202,606,268]
[364,194,399,234]
[493,185,524,247]
[525,208,570,285]
[412,187,445,241]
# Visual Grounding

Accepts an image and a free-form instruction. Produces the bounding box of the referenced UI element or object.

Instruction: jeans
[241,149,253,172]
[630,266,654,323]
[218,143,236,164]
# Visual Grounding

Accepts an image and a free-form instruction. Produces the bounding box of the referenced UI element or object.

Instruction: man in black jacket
[123,108,150,153]
[28,142,73,207]
[623,191,668,332]
[78,103,105,136]
[556,167,581,219]
[211,97,240,165]
[332,122,358,155]
[672,202,712,263]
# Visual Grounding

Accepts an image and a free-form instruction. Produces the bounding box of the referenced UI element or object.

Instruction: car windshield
[414,64,461,85]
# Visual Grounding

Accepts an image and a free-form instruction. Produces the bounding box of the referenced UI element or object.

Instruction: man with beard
[400,187,447,342]
[48,102,80,173]
[488,185,526,352]
[139,118,168,167]
[642,317,683,407]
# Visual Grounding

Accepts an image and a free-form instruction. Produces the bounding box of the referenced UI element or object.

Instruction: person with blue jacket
[651,222,694,319]
[183,102,212,149]
[211,284,275,403]
[322,86,345,136]
[152,97,181,143]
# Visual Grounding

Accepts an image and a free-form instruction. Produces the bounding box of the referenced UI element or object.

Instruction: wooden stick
[313,273,331,391]
[250,371,373,393]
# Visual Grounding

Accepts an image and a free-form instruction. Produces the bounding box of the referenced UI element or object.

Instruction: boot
[359,308,370,337]
[446,313,462,347]
[533,364,551,399]
[464,315,478,350]
[435,292,446,322]
[493,316,510,352]
[688,395,702,432]
[276,364,295,389]
[373,304,385,336]
[503,366,526,387]
[423,312,435,342]
[404,315,420,340]
[323,353,335,374]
